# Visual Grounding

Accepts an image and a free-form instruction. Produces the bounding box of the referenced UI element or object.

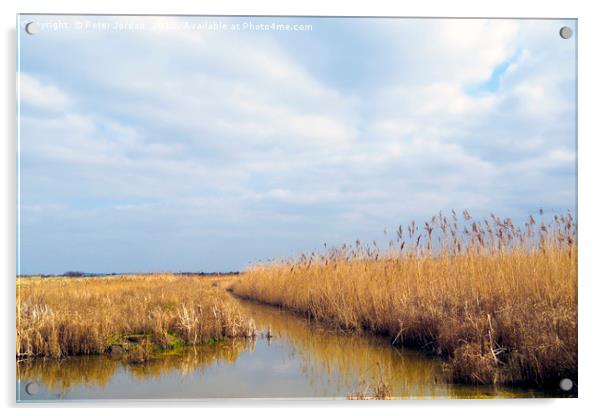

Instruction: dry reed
[232,210,577,387]
[17,274,253,358]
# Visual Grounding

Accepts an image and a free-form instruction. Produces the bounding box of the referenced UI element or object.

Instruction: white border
[2,1,601,415]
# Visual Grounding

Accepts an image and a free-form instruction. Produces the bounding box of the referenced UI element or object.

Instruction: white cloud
[379,19,519,86]
[19,73,71,111]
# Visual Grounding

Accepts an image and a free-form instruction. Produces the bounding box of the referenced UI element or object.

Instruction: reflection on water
[17,340,254,400]
[18,297,553,400]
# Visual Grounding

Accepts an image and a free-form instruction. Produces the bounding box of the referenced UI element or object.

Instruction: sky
[17,16,577,274]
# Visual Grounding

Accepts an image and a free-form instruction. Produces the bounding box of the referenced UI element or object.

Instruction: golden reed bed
[17,274,252,359]
[232,211,577,387]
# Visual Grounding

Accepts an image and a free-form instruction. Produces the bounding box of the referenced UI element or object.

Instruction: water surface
[17,297,557,400]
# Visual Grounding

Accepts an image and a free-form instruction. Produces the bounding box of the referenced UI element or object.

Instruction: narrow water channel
[17,296,556,400]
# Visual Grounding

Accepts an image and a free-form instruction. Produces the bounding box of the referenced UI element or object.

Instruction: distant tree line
[175,271,240,276]
[62,271,86,277]
[17,271,240,279]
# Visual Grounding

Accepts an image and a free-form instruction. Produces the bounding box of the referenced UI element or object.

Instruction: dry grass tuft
[232,210,577,387]
[347,364,392,400]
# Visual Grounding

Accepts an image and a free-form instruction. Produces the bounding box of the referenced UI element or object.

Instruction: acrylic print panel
[16,15,577,401]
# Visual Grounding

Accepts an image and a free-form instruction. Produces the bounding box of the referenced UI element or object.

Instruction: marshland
[16,210,577,399]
